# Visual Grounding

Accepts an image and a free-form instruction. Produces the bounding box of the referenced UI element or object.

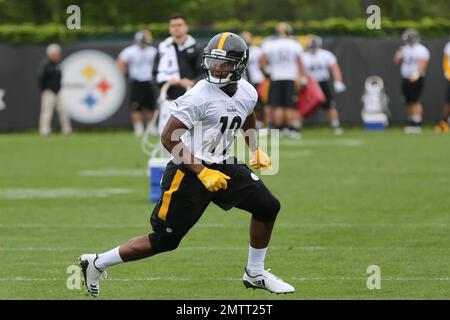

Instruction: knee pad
[252,196,281,222]
[148,232,184,254]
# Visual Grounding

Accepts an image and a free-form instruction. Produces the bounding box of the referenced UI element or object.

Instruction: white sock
[331,119,340,128]
[133,122,144,137]
[246,245,267,275]
[291,120,302,131]
[256,120,264,129]
[94,246,123,271]
[409,115,422,126]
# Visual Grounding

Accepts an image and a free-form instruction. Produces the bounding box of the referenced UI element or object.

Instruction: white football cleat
[287,130,302,140]
[280,128,290,137]
[333,127,344,135]
[78,254,107,297]
[242,268,295,294]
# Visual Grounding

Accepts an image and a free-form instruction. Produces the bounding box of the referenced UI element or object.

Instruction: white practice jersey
[400,43,430,79]
[302,49,337,82]
[245,45,265,85]
[169,79,258,163]
[444,42,450,80]
[445,42,450,58]
[261,37,303,81]
[118,44,157,81]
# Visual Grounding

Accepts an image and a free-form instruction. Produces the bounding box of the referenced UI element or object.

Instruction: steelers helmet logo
[61,50,126,124]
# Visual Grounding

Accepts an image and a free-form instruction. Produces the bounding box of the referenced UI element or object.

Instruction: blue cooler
[148,158,170,202]
[362,112,388,131]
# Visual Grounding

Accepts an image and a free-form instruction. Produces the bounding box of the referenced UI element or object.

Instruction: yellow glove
[197,167,230,192]
[250,147,272,169]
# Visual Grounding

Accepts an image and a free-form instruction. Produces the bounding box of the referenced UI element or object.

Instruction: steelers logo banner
[61,50,126,124]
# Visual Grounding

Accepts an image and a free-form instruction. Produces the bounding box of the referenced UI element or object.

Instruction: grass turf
[0,128,449,299]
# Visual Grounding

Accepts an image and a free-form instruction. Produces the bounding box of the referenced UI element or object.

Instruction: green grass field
[1,128,449,299]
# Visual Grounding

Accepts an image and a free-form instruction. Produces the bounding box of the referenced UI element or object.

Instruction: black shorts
[446,80,450,104]
[318,81,336,109]
[269,80,297,108]
[130,80,156,111]
[402,77,425,104]
[149,158,265,235]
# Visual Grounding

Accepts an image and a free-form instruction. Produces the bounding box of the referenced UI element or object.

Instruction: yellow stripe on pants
[158,169,185,221]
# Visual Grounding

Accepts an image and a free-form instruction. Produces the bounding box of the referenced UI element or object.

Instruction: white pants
[39,90,72,136]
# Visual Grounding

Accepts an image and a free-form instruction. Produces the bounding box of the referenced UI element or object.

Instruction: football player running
[79,32,294,297]
[259,22,306,139]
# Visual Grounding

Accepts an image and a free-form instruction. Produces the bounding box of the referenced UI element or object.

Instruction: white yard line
[0,223,225,229]
[0,188,133,200]
[281,139,363,147]
[1,246,449,252]
[293,277,450,282]
[77,169,144,177]
[281,150,314,157]
[1,223,450,229]
[1,276,450,282]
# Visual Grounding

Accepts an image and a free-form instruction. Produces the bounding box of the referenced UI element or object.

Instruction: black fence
[0,37,448,131]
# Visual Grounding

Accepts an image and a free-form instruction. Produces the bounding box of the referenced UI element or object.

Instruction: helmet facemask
[202,49,248,87]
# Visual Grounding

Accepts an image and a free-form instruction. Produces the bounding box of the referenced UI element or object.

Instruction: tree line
[1,0,449,26]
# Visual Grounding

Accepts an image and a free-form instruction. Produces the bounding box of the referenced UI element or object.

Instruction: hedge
[214,17,450,37]
[1,18,449,45]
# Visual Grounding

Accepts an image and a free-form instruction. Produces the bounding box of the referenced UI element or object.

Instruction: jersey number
[209,116,242,154]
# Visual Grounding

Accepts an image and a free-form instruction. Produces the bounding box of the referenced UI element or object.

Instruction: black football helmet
[202,32,249,87]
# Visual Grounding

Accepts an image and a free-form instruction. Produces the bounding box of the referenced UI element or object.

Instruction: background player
[394,28,430,134]
[302,35,346,135]
[117,30,157,137]
[79,32,294,297]
[259,22,306,138]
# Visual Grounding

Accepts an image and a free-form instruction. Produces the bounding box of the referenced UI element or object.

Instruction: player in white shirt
[79,33,295,296]
[302,36,346,135]
[241,31,266,129]
[260,22,306,138]
[435,38,450,133]
[394,29,430,134]
[117,30,158,137]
